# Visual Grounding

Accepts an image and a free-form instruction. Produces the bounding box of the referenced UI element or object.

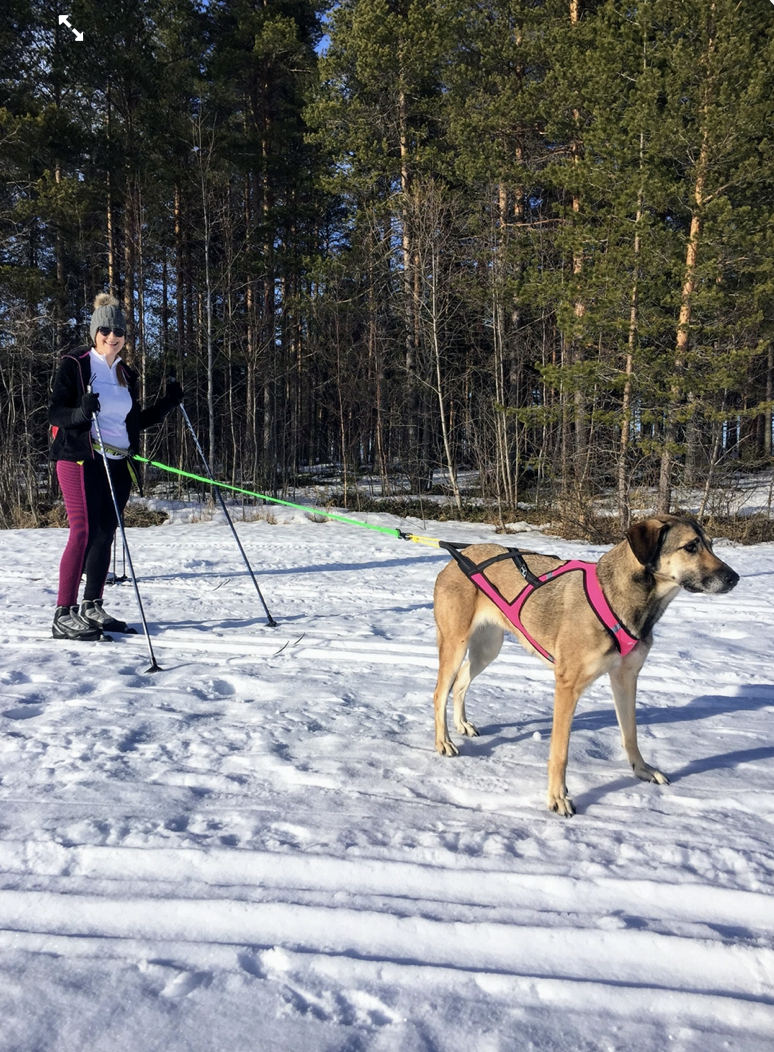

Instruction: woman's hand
[166,379,184,405]
[74,391,101,423]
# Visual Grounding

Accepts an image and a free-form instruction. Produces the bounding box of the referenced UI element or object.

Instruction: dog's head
[626,515,739,594]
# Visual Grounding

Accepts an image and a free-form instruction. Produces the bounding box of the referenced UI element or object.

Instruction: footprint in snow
[207,679,236,697]
[279,984,332,1022]
[278,984,397,1028]
[2,705,43,720]
[140,962,212,999]
[0,670,30,685]
[186,678,236,700]
[237,952,265,979]
[348,989,400,1027]
[160,970,213,999]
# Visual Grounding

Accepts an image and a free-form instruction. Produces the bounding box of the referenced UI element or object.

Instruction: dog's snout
[704,563,739,593]
[720,566,740,592]
[683,560,739,594]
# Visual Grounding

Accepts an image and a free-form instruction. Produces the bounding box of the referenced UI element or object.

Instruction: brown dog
[432,515,739,815]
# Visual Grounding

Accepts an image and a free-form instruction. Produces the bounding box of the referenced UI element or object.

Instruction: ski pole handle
[166,376,184,406]
[82,385,100,419]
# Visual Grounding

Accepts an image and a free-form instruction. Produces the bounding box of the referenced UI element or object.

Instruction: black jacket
[48,347,177,462]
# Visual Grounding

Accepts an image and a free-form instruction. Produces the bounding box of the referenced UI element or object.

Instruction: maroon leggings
[56,457,132,607]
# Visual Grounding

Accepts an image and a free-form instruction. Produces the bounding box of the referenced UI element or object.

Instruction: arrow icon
[58,13,83,41]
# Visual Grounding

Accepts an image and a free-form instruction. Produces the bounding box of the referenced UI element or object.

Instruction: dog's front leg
[546,673,581,816]
[609,659,669,786]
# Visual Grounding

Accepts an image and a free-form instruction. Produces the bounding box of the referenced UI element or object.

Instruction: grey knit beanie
[90,293,126,343]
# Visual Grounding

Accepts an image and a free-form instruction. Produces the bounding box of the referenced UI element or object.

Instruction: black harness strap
[438,541,546,588]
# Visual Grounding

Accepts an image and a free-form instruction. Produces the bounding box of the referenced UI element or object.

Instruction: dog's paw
[547,792,575,817]
[436,739,460,757]
[454,720,479,738]
[632,761,670,785]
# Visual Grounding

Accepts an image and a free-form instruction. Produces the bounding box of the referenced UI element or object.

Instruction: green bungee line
[135,454,406,540]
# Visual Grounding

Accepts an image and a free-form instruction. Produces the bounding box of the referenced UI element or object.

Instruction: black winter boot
[80,599,137,634]
[52,605,103,641]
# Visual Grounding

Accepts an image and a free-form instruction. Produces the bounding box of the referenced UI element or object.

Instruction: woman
[48,293,183,640]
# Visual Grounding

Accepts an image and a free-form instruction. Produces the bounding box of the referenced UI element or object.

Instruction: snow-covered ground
[1,504,773,1051]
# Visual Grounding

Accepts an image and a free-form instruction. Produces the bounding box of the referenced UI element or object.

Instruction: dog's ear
[626,518,669,567]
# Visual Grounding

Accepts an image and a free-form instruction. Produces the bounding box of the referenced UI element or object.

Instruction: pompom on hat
[90,293,126,343]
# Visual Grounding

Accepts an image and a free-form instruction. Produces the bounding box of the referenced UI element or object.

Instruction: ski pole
[89,386,162,672]
[107,535,128,585]
[174,385,277,627]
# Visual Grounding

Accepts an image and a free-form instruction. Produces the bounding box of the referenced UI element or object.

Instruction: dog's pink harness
[440,543,639,664]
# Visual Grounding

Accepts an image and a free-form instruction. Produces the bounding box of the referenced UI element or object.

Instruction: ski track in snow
[1,512,774,1051]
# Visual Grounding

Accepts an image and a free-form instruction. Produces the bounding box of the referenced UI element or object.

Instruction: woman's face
[94,328,125,363]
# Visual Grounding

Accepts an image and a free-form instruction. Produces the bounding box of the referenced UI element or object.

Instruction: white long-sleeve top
[88,349,133,458]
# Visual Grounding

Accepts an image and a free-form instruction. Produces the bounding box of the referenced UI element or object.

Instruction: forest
[1,0,773,533]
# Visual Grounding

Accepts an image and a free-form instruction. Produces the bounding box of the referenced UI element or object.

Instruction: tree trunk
[429,245,462,511]
[618,128,645,530]
[658,5,715,513]
[399,82,420,485]
[123,183,136,359]
[569,0,586,483]
[658,138,708,513]
[766,342,773,459]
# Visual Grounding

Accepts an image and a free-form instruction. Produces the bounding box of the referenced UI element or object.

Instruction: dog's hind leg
[452,623,503,738]
[433,632,469,757]
[609,659,669,786]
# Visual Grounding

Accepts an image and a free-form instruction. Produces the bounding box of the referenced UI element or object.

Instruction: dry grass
[19,502,168,529]
[6,493,774,545]
[123,505,169,527]
[703,514,774,544]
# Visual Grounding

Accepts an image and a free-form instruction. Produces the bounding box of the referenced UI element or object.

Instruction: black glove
[166,379,184,405]
[75,391,101,423]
